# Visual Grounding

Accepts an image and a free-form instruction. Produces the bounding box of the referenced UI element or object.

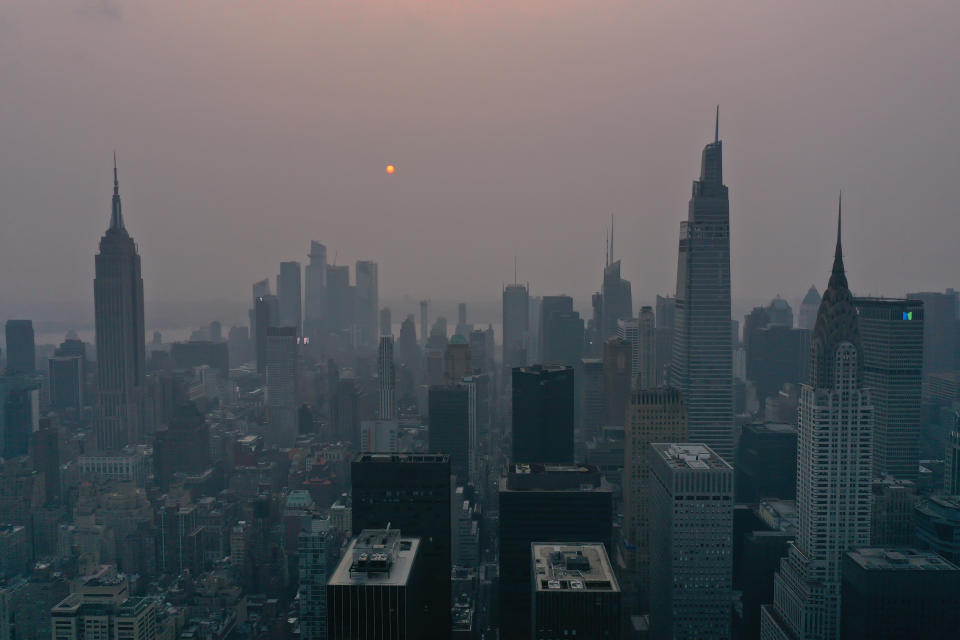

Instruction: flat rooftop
[501,463,608,492]
[847,547,959,571]
[329,529,420,587]
[353,453,449,464]
[651,443,732,471]
[532,542,619,593]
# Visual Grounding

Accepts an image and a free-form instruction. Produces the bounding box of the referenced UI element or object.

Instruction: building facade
[649,443,734,640]
[623,387,687,610]
[671,116,734,460]
[512,365,574,465]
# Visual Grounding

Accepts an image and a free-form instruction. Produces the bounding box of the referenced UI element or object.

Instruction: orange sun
[385,164,396,174]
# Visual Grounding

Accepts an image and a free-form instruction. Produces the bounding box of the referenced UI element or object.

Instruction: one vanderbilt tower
[671,109,734,460]
[94,156,146,451]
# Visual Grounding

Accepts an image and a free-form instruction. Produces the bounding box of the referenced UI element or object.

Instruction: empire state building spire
[110,152,125,231]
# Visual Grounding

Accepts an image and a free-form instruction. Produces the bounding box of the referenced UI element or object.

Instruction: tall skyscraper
[579,358,604,443]
[623,387,687,610]
[512,365,574,464]
[326,265,353,335]
[905,289,957,376]
[419,300,429,346]
[671,112,734,460]
[502,283,530,369]
[94,159,146,451]
[265,326,298,447]
[649,443,733,640]
[498,463,612,640]
[444,336,472,384]
[637,306,656,388]
[798,285,821,331]
[277,260,303,337]
[539,295,573,360]
[326,528,426,640]
[946,412,960,494]
[380,307,391,337]
[378,336,396,420]
[616,317,640,380]
[355,260,379,348]
[428,384,469,481]
[601,260,633,342]
[351,453,451,638]
[602,337,631,426]
[4,320,35,375]
[762,203,874,640]
[840,548,960,640]
[855,297,924,480]
[540,296,584,367]
[254,294,279,375]
[531,543,622,640]
[304,241,327,336]
[48,356,83,409]
[299,516,333,640]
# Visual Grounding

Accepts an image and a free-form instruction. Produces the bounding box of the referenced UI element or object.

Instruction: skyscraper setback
[671,111,734,460]
[94,158,146,451]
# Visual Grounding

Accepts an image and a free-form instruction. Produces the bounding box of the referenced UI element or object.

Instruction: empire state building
[94,157,146,451]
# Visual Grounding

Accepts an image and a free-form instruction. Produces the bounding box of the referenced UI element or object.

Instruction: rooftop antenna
[715,105,719,143]
[514,256,518,284]
[604,229,609,268]
[610,214,614,264]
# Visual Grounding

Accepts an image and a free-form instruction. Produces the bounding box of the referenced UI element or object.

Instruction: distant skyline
[2,2,959,326]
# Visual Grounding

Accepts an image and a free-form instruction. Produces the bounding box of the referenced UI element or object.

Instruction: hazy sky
[2,1,959,329]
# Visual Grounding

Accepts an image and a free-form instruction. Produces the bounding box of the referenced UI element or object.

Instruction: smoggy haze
[2,1,959,328]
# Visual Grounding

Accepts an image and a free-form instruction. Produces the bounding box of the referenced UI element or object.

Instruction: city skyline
[2,3,959,320]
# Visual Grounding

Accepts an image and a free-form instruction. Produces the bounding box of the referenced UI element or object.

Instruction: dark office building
[170,340,230,378]
[254,294,279,375]
[327,528,426,640]
[48,356,84,409]
[32,419,61,505]
[743,320,810,406]
[906,290,956,375]
[531,542,621,640]
[1,382,39,458]
[428,384,469,482]
[498,463,612,640]
[351,454,451,639]
[734,422,797,502]
[841,547,960,640]
[539,296,573,360]
[4,320,35,375]
[603,337,632,426]
[154,403,212,490]
[512,365,574,465]
[855,298,924,480]
[739,529,792,640]
[545,311,584,368]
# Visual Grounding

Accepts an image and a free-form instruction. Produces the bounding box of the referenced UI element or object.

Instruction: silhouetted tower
[94,156,146,451]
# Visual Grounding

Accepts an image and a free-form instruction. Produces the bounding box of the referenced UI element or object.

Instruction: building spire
[715,105,719,143]
[110,152,124,231]
[829,191,847,290]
